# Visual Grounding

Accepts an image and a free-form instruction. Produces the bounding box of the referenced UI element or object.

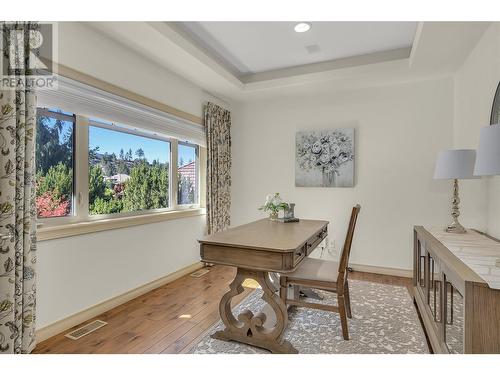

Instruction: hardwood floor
[34,266,415,354]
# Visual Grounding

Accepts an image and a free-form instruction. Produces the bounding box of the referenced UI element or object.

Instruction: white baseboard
[349,263,412,278]
[36,261,204,343]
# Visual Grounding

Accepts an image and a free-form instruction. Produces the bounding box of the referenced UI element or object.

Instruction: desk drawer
[293,244,306,266]
[201,244,293,272]
[305,227,328,256]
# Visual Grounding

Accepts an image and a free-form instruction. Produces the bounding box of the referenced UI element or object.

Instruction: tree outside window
[35,109,74,218]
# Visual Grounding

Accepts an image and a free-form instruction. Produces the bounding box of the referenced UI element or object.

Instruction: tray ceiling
[176,22,419,76]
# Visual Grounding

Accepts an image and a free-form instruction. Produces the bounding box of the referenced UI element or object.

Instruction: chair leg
[338,295,349,340]
[344,280,352,319]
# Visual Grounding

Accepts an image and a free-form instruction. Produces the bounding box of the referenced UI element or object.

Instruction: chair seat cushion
[287,257,339,283]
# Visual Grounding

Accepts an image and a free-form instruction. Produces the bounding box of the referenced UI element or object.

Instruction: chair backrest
[337,205,361,286]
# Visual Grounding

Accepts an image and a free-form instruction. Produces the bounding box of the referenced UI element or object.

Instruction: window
[88,123,171,215]
[35,107,202,226]
[178,143,199,205]
[35,108,75,218]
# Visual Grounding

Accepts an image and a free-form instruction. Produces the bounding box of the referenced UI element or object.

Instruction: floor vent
[65,320,107,340]
[190,268,210,278]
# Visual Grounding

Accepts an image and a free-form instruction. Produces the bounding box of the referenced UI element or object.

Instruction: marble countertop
[426,227,500,290]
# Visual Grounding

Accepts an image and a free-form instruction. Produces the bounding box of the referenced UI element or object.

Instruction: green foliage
[89,146,100,165]
[36,116,73,174]
[135,148,145,159]
[89,165,108,206]
[100,152,117,176]
[258,193,288,214]
[122,162,169,211]
[90,197,123,215]
[88,165,123,215]
[35,114,73,217]
[116,159,130,175]
[88,159,170,215]
[36,163,72,200]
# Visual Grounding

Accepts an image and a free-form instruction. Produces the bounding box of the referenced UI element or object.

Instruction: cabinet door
[427,254,443,330]
[415,239,426,295]
[443,277,464,354]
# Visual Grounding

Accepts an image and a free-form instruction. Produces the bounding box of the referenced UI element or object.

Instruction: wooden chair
[279,204,361,340]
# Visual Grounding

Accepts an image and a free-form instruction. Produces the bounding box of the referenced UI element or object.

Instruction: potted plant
[259,193,289,221]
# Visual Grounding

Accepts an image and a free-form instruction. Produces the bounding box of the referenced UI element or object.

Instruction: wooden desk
[199,219,328,353]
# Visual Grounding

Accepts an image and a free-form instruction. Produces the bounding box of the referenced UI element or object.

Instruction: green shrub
[90,197,124,215]
[89,165,108,206]
[122,162,168,211]
[36,163,72,200]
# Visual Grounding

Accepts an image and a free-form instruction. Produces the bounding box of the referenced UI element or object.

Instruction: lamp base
[445,179,467,234]
[445,221,466,234]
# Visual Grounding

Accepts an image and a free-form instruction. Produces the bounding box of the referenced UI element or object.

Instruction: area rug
[190,280,429,354]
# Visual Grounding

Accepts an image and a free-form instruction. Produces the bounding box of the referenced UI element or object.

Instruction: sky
[89,126,196,166]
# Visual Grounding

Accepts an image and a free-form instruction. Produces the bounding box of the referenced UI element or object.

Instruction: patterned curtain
[0,22,38,353]
[204,102,231,234]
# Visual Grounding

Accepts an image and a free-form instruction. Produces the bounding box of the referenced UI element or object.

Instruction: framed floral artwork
[295,128,355,187]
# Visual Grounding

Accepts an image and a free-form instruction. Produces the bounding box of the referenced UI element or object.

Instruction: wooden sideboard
[413,226,500,353]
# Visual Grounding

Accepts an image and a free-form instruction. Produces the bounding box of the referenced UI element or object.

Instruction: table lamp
[434,149,477,234]
[474,124,500,176]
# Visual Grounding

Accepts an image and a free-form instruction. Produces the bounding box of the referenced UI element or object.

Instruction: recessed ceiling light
[294,22,311,33]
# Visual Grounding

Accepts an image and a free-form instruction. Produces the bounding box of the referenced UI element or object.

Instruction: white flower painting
[295,128,355,187]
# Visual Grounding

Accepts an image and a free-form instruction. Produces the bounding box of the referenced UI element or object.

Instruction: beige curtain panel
[0,22,38,354]
[204,102,231,234]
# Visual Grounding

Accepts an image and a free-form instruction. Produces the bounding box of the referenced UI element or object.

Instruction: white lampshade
[474,124,500,176]
[434,149,477,179]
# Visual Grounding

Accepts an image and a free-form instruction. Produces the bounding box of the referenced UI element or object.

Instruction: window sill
[37,208,206,242]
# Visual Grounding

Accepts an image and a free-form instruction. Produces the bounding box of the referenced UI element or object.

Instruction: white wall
[37,23,212,328]
[231,78,455,271]
[57,22,206,117]
[453,23,500,238]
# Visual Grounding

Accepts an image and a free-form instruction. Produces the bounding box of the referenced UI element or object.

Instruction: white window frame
[36,109,204,231]
[176,141,201,209]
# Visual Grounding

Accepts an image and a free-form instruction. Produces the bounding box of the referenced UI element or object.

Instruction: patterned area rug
[190,280,429,354]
